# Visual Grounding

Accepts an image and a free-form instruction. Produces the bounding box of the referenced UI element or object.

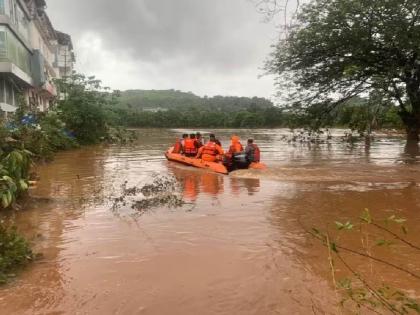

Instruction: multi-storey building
[0,0,74,116]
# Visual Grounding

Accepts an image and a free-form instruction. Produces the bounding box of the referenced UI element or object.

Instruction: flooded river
[1,129,420,314]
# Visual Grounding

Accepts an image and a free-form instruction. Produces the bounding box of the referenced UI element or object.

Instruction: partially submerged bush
[0,149,32,209]
[310,209,420,314]
[0,224,32,284]
[10,112,78,161]
[112,176,185,216]
[104,127,137,144]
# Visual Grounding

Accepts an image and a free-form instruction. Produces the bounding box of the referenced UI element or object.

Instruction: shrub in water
[0,224,32,284]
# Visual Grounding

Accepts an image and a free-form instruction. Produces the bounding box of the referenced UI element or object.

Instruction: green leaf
[19,180,28,191]
[338,278,352,290]
[394,218,407,224]
[335,221,344,229]
[312,228,320,235]
[376,239,393,247]
[331,242,338,253]
[1,194,9,208]
[360,208,372,224]
[335,221,353,230]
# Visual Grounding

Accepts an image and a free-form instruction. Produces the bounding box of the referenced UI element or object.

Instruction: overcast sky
[46,0,281,98]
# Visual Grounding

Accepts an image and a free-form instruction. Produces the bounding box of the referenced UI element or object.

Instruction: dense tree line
[111,106,290,128]
[109,92,403,131]
[117,89,273,112]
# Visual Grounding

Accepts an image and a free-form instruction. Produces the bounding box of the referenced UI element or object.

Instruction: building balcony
[40,80,57,97]
[0,25,32,84]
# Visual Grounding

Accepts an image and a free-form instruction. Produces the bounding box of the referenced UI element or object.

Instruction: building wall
[1,0,30,42]
[29,21,50,63]
[0,25,31,75]
[0,0,74,115]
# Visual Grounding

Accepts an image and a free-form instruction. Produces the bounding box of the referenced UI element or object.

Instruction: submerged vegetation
[0,224,32,284]
[311,209,420,314]
[112,176,185,217]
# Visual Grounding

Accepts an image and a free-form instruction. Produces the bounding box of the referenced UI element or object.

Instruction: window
[3,27,31,75]
[15,2,29,40]
[0,29,6,59]
[5,80,13,105]
[9,0,14,23]
[0,78,4,103]
[0,0,4,15]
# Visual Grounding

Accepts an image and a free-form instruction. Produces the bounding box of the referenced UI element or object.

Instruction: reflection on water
[169,164,261,201]
[0,129,419,315]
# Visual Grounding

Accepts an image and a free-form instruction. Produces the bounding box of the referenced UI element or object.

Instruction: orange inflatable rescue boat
[165,147,267,175]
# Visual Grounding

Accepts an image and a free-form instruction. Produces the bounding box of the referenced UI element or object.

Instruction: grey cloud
[47,0,278,96]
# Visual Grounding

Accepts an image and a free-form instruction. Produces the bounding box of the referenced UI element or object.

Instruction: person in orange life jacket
[204,133,221,146]
[228,135,244,155]
[184,134,199,157]
[173,138,182,154]
[224,135,242,163]
[196,134,224,162]
[180,134,188,152]
[245,139,261,163]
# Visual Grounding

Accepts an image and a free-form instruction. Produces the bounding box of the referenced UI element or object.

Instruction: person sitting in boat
[196,132,204,148]
[225,136,250,170]
[173,138,182,154]
[229,136,244,155]
[245,139,261,163]
[180,134,189,151]
[184,134,199,157]
[196,134,224,162]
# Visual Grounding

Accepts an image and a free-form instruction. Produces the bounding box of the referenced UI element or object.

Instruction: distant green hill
[117,89,274,112]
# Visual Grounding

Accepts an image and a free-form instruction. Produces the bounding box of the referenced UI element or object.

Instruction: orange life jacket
[202,141,217,156]
[229,142,243,154]
[184,138,197,154]
[173,139,182,154]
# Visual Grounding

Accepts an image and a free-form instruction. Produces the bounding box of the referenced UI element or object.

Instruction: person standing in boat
[245,139,261,163]
[196,134,224,162]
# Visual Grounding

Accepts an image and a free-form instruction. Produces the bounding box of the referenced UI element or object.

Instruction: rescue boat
[165,147,267,175]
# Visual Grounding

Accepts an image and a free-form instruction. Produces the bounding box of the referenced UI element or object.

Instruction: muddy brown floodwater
[1,129,420,315]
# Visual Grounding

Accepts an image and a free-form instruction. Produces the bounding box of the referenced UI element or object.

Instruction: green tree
[55,74,119,144]
[267,0,420,141]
